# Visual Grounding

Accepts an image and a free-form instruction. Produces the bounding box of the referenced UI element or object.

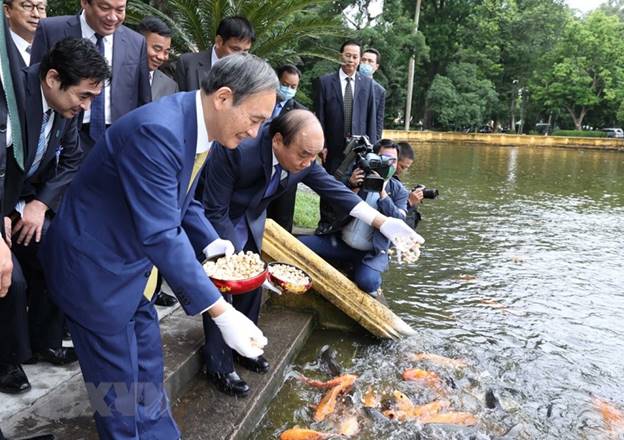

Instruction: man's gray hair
[201,53,278,105]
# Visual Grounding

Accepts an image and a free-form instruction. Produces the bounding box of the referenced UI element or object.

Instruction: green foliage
[293,190,319,229]
[426,62,498,130]
[552,130,608,138]
[531,11,624,129]
[125,0,344,65]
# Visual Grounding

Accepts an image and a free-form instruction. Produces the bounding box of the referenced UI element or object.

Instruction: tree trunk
[567,106,587,131]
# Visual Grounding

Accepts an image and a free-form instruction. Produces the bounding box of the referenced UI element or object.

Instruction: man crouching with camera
[300,139,408,304]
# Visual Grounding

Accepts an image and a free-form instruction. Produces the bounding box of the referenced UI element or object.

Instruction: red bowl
[267,262,312,295]
[204,255,267,295]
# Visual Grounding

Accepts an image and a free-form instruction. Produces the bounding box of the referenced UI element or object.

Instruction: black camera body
[413,184,439,199]
[335,136,392,193]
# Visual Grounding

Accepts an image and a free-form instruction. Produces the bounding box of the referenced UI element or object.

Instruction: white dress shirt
[211,46,220,67]
[0,52,12,148]
[80,12,113,125]
[9,31,30,65]
[339,68,356,99]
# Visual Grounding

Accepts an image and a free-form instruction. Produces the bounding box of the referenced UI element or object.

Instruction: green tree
[531,11,624,130]
[125,0,344,65]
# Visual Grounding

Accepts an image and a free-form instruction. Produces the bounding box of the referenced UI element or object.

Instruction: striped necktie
[143,151,209,301]
[89,34,105,142]
[27,109,52,178]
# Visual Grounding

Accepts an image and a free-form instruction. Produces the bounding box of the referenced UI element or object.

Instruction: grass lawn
[293,189,320,229]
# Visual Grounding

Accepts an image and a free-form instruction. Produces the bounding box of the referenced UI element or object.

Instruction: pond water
[253,144,624,440]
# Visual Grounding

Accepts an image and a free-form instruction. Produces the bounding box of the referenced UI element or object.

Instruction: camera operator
[395,142,422,229]
[299,139,408,303]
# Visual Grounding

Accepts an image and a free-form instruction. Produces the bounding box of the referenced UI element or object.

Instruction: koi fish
[313,375,357,422]
[408,352,468,369]
[402,368,446,393]
[593,397,624,433]
[338,414,359,436]
[418,411,478,426]
[280,428,334,440]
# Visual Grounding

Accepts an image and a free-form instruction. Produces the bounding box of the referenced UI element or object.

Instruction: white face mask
[359,63,374,77]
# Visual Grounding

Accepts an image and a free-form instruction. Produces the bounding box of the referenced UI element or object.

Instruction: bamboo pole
[262,220,417,340]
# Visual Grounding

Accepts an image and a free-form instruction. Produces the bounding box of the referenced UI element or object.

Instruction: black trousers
[0,253,30,364]
[266,185,297,233]
[79,123,111,157]
[318,154,345,229]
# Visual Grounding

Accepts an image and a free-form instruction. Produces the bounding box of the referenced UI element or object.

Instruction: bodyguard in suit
[3,0,47,67]
[360,48,385,141]
[175,15,254,92]
[40,53,277,439]
[201,110,423,396]
[313,40,378,233]
[30,0,151,154]
[4,39,110,379]
[137,16,177,101]
[266,64,307,233]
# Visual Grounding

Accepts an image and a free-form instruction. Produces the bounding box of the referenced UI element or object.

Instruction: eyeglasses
[19,1,47,13]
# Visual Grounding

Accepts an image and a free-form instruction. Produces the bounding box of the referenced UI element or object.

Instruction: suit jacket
[175,47,212,92]
[3,64,81,214]
[151,69,178,101]
[30,14,151,124]
[202,124,362,253]
[1,15,27,219]
[313,71,377,164]
[372,80,386,141]
[40,92,221,335]
[281,98,307,113]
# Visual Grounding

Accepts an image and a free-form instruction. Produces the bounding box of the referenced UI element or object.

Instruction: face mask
[278,84,296,101]
[385,165,396,181]
[359,63,374,78]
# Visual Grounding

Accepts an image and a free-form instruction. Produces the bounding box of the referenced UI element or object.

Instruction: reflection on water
[254,144,624,439]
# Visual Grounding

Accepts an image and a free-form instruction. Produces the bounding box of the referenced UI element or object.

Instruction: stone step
[3,299,314,440]
[171,306,314,440]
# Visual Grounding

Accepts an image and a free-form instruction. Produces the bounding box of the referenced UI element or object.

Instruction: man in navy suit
[360,48,385,141]
[1,39,110,384]
[175,15,254,92]
[313,40,378,233]
[201,110,422,396]
[40,53,278,439]
[30,0,151,154]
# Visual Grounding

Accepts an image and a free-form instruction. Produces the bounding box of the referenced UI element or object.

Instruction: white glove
[203,238,235,260]
[212,304,268,358]
[379,217,425,247]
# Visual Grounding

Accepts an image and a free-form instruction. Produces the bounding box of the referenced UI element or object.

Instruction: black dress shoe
[24,347,78,366]
[234,354,270,374]
[206,370,250,397]
[154,291,178,307]
[0,363,31,394]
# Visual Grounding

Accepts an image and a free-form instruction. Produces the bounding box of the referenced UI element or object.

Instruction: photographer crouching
[300,139,408,304]
[395,142,439,230]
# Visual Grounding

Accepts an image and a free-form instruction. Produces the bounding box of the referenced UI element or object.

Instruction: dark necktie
[0,15,25,169]
[343,76,353,137]
[89,33,105,142]
[263,164,283,198]
[27,108,52,178]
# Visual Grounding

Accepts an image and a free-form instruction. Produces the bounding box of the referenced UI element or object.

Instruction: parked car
[601,128,624,138]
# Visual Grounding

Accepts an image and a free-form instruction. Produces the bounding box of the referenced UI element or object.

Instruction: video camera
[412,184,439,199]
[334,136,394,193]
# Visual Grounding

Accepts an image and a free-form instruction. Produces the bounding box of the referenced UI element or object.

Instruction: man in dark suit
[360,48,385,141]
[2,39,111,385]
[266,64,306,233]
[30,0,151,154]
[175,15,254,92]
[201,110,422,396]
[0,7,27,396]
[137,16,177,102]
[40,53,277,439]
[313,40,378,233]
[3,0,47,67]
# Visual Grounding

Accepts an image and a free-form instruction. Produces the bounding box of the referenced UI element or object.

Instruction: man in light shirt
[3,0,46,67]
[30,0,151,154]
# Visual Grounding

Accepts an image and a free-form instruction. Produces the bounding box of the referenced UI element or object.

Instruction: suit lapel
[39,115,63,169]
[179,93,198,205]
[66,14,82,38]
[24,67,43,170]
[111,27,127,119]
[195,47,212,91]
[330,72,343,107]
